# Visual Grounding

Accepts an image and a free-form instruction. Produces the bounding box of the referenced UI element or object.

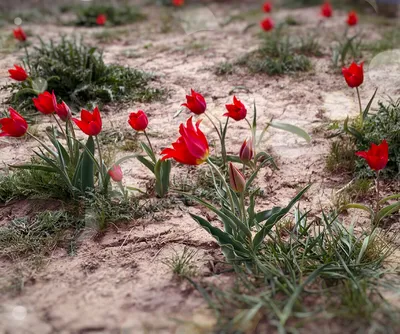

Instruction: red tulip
[224,96,247,121]
[72,107,102,136]
[263,2,272,13]
[321,2,333,18]
[228,163,246,193]
[108,165,123,182]
[96,14,107,25]
[260,17,274,31]
[13,27,27,42]
[161,116,209,165]
[356,140,389,172]
[342,62,364,88]
[346,11,358,26]
[51,92,71,122]
[172,0,184,6]
[240,138,254,162]
[33,91,55,115]
[128,110,148,131]
[8,64,28,81]
[0,107,28,138]
[182,89,207,115]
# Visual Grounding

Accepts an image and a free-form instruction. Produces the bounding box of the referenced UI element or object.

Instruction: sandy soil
[0,2,399,333]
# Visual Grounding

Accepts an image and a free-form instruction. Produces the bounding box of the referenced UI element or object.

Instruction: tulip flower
[346,11,358,26]
[240,138,254,162]
[228,162,246,193]
[224,96,247,121]
[13,27,27,42]
[96,14,107,25]
[263,2,272,13]
[342,62,364,88]
[182,89,207,115]
[108,165,123,182]
[128,110,149,131]
[33,91,55,115]
[172,0,184,6]
[72,107,102,136]
[260,17,274,32]
[52,92,71,122]
[8,65,28,81]
[321,2,333,18]
[161,116,209,165]
[356,140,388,172]
[0,107,28,138]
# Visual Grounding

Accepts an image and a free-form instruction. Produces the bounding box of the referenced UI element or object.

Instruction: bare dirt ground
[0,2,399,333]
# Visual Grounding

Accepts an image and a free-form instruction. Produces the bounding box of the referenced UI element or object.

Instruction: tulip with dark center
[182,89,207,115]
[8,65,28,81]
[0,107,28,138]
[33,91,55,115]
[72,107,102,136]
[228,162,246,193]
[224,96,247,121]
[161,116,209,165]
[13,27,27,42]
[356,140,389,172]
[260,17,274,31]
[346,11,358,26]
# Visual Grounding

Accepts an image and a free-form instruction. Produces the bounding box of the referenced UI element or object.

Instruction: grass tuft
[163,246,198,278]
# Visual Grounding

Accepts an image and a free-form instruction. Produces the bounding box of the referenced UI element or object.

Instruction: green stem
[356,87,363,120]
[375,171,380,222]
[207,158,235,211]
[23,44,32,73]
[143,130,156,163]
[205,113,222,141]
[240,191,246,225]
[221,117,229,169]
[52,114,67,139]
[95,136,105,187]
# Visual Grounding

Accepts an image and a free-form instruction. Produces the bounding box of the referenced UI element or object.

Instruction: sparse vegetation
[163,246,197,278]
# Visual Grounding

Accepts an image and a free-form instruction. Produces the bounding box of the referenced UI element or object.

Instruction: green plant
[163,246,197,278]
[331,34,363,69]
[6,37,163,115]
[362,28,400,56]
[239,26,312,75]
[71,5,145,27]
[326,139,357,174]
[214,62,234,76]
[189,210,399,332]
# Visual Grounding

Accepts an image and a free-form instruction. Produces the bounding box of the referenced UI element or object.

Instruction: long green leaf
[81,136,95,192]
[269,121,311,143]
[362,88,378,120]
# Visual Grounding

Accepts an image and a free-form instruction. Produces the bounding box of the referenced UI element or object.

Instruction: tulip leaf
[253,185,310,251]
[154,159,171,198]
[189,213,249,256]
[376,202,400,223]
[378,193,400,205]
[13,88,37,101]
[137,156,155,173]
[81,136,95,192]
[340,203,374,216]
[255,206,284,224]
[269,121,311,143]
[32,77,48,94]
[362,88,378,120]
[356,236,370,265]
[141,142,156,163]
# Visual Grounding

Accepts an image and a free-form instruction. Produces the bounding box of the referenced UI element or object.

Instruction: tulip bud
[108,165,123,182]
[239,138,254,162]
[228,162,246,193]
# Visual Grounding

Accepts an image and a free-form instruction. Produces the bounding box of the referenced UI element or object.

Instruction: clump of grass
[326,139,357,174]
[214,62,235,76]
[239,27,312,75]
[163,246,197,278]
[295,34,323,57]
[332,178,372,208]
[7,37,163,115]
[93,28,129,43]
[68,4,145,27]
[190,210,399,332]
[0,166,71,203]
[0,210,84,258]
[284,15,301,26]
[331,34,363,69]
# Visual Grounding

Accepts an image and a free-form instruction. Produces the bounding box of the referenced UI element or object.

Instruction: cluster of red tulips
[321,1,358,26]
